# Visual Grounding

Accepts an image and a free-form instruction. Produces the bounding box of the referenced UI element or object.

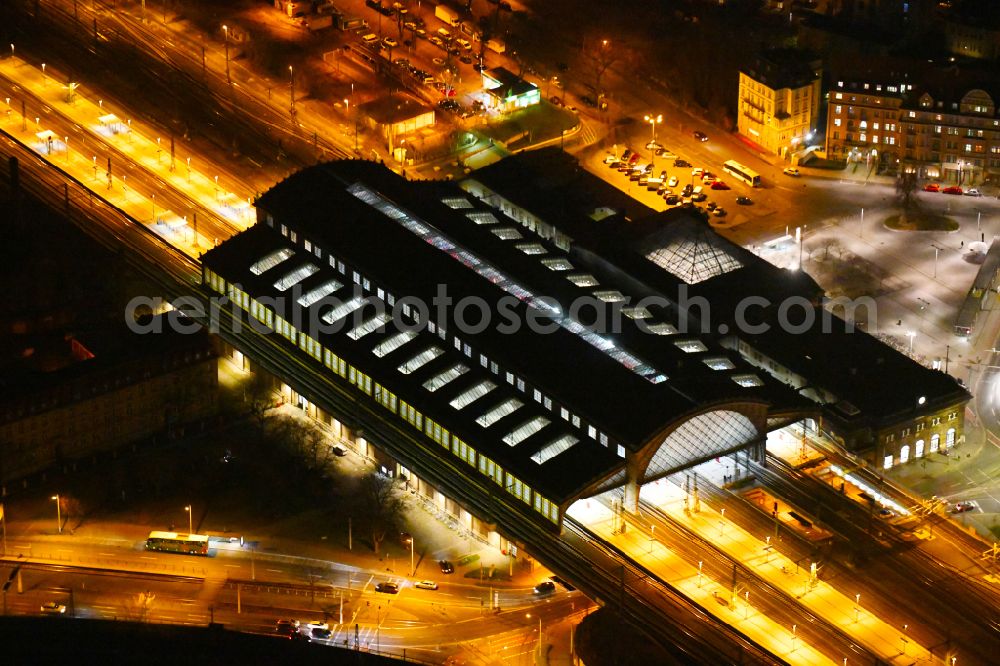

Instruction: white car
[41,602,66,615]
[382,37,399,48]
[361,33,379,44]
[455,38,472,51]
[305,620,329,631]
[783,167,800,177]
[415,580,439,590]
[667,176,679,187]
[964,188,982,197]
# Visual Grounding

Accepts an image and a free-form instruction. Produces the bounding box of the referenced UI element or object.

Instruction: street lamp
[854,593,861,622]
[644,113,662,169]
[222,25,231,85]
[404,534,415,576]
[931,244,942,278]
[51,494,61,534]
[288,65,295,119]
[184,505,193,534]
[907,331,916,353]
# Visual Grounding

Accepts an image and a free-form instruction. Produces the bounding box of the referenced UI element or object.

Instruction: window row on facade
[205,266,561,525]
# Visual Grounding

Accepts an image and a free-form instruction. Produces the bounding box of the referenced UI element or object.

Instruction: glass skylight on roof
[646,237,744,285]
[347,312,392,340]
[297,279,343,307]
[645,322,678,335]
[516,243,547,255]
[531,434,579,464]
[250,248,294,275]
[450,380,497,409]
[476,398,523,428]
[541,257,573,271]
[442,197,474,209]
[492,227,523,241]
[732,374,764,387]
[622,306,651,319]
[347,183,668,385]
[675,339,708,353]
[593,290,626,303]
[398,346,444,374]
[503,416,550,446]
[321,297,365,325]
[567,273,599,288]
[372,331,417,357]
[273,263,319,291]
[423,364,469,392]
[703,357,736,370]
[466,211,498,225]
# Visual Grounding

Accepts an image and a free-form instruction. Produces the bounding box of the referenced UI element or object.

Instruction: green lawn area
[479,101,579,148]
[884,212,959,232]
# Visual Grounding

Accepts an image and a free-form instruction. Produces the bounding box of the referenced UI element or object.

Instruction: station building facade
[202,150,967,537]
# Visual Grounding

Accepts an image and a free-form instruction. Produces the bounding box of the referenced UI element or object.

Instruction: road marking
[139,556,157,560]
[224,564,242,568]
[266,568,283,573]
[98,553,115,557]
[56,549,71,553]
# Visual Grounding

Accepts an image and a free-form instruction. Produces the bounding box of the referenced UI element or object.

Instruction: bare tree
[895,171,919,219]
[244,371,275,431]
[266,415,334,474]
[582,36,619,97]
[356,473,405,555]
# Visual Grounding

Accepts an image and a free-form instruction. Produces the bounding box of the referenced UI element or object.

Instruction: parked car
[455,38,472,51]
[714,207,727,217]
[375,582,400,594]
[664,194,680,205]
[710,181,730,190]
[674,158,690,168]
[415,580,439,590]
[533,581,556,595]
[439,560,455,574]
[701,174,716,184]
[581,95,599,108]
[922,183,940,192]
[459,55,473,65]
[706,201,718,211]
[681,184,694,196]
[667,176,679,188]
[382,37,398,48]
[691,192,707,202]
[736,196,753,205]
[311,627,333,640]
[361,33,379,45]
[693,130,709,141]
[691,167,704,178]
[951,501,976,513]
[305,620,329,631]
[331,445,347,457]
[40,602,66,615]
[965,188,982,197]
[783,167,800,177]
[943,185,963,195]
[429,35,444,48]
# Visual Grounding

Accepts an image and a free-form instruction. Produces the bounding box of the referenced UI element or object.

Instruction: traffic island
[883,212,959,232]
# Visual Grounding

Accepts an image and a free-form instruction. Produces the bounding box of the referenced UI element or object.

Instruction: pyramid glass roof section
[250,248,294,275]
[541,257,573,271]
[516,242,547,255]
[450,380,497,409]
[423,364,470,392]
[297,279,343,307]
[347,312,393,340]
[593,290,626,303]
[476,398,523,428]
[398,346,444,374]
[645,238,744,285]
[492,227,524,241]
[442,196,474,209]
[531,434,579,464]
[372,331,417,357]
[273,263,319,291]
[321,297,365,325]
[503,416,550,446]
[567,273,599,288]
[466,211,499,225]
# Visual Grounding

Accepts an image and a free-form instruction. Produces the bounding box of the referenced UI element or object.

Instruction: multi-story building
[201,151,967,545]
[738,49,822,156]
[824,76,1000,181]
[944,0,1000,60]
[0,314,218,485]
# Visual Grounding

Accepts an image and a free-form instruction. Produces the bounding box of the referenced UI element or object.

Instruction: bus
[722,160,761,187]
[145,531,210,556]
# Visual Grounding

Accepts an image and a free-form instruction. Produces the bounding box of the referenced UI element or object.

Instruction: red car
[942,185,963,195]
[922,183,940,192]
[710,180,730,190]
